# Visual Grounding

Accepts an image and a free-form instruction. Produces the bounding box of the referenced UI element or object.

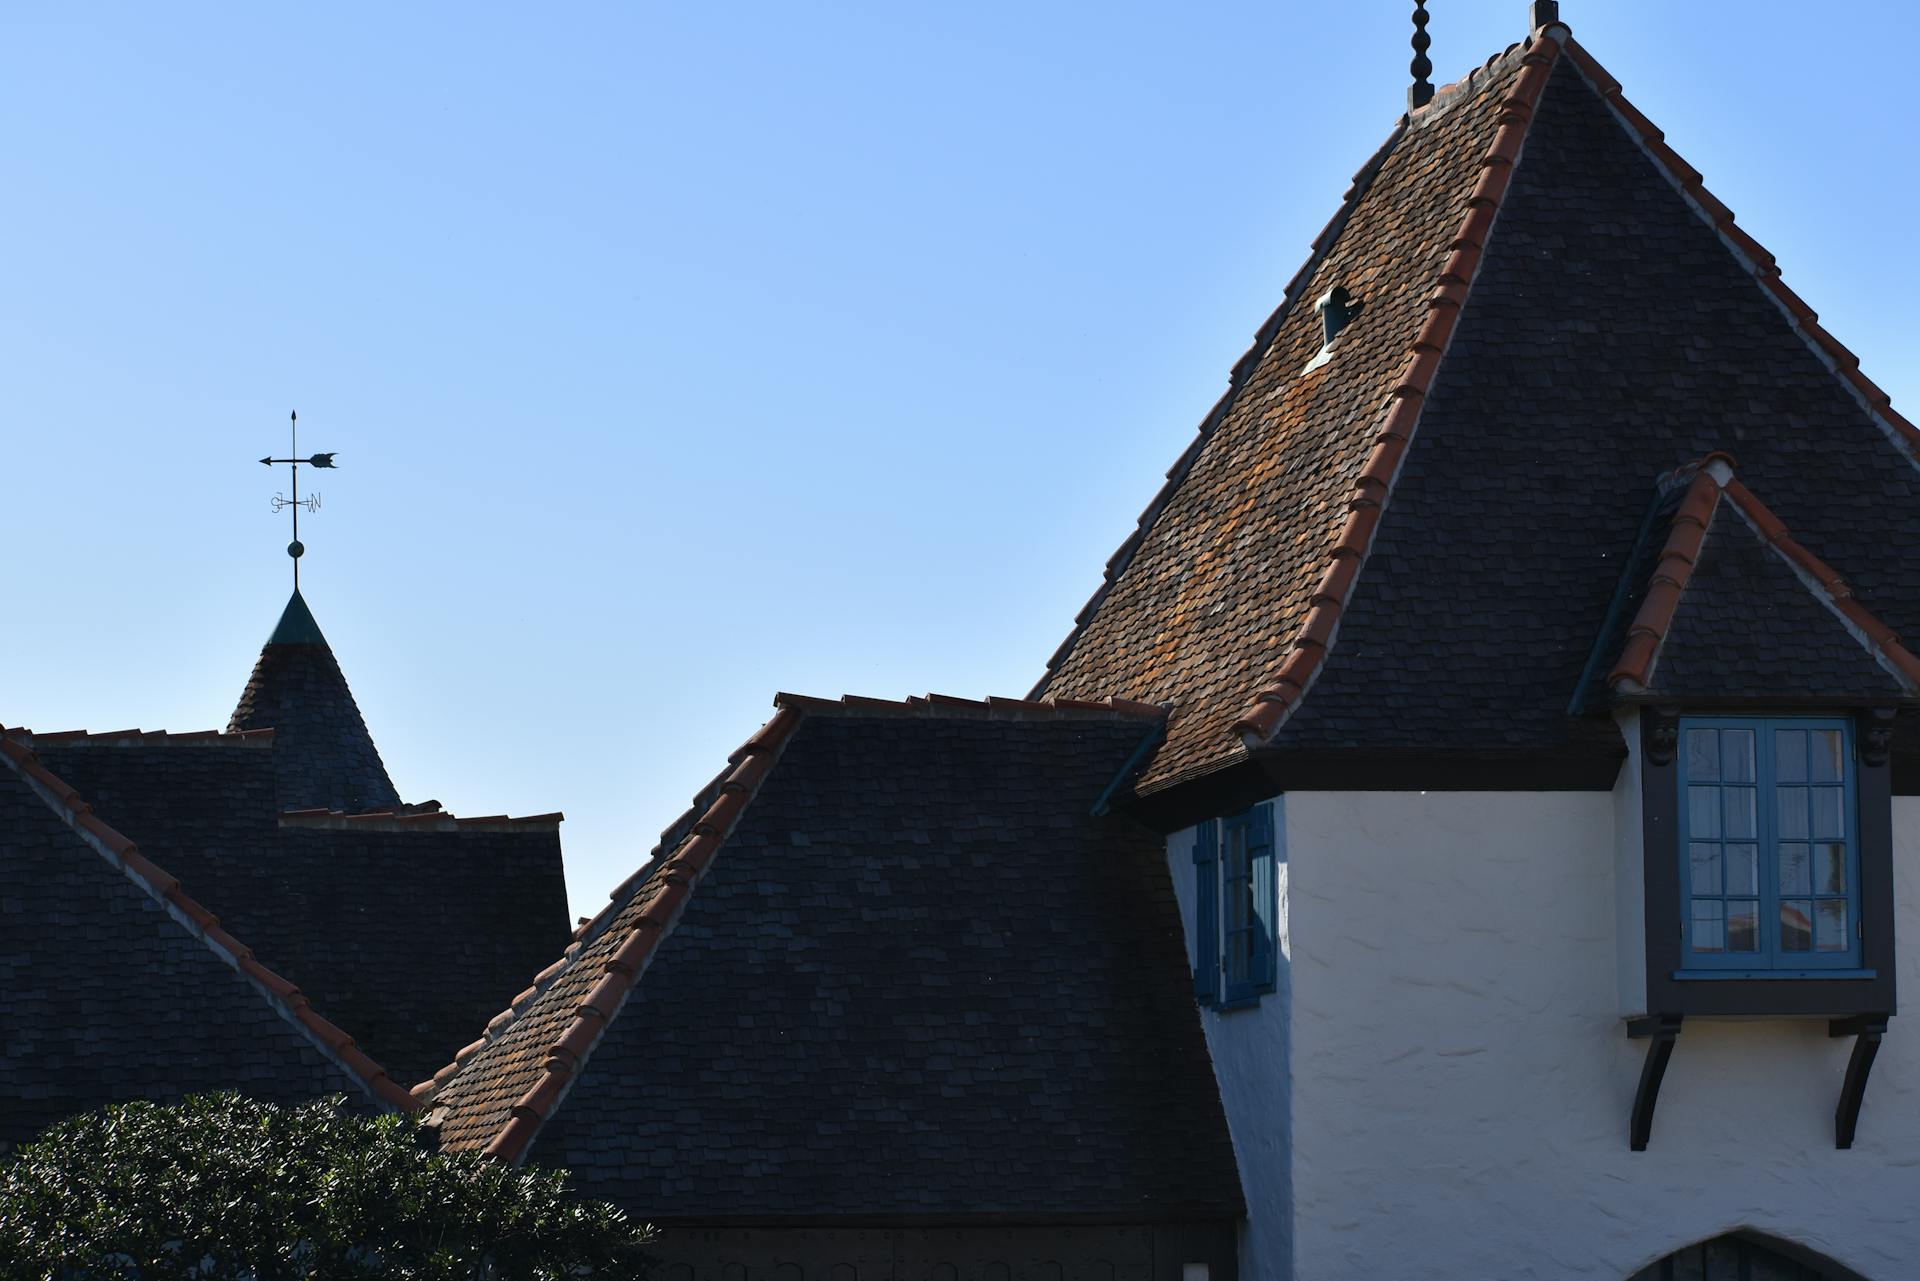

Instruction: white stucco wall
[1165,808,1293,1281]
[1279,790,1920,1281]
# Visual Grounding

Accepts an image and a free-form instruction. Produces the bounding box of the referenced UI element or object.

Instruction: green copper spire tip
[266,589,330,647]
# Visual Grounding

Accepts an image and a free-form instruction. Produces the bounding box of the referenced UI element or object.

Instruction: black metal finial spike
[1409,2,1435,110]
[1531,1,1561,30]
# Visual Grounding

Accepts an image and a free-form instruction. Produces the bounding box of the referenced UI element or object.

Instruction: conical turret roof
[230,590,400,813]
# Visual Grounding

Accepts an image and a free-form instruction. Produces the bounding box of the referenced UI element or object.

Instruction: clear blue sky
[5,3,1915,921]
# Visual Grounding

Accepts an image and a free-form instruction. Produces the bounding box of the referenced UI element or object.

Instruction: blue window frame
[1679,717,1861,975]
[1192,804,1277,1008]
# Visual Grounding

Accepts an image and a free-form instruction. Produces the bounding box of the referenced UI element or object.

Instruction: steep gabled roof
[24,732,572,1087]
[1607,457,1920,702]
[0,728,415,1146]
[230,589,400,813]
[1033,28,1568,790]
[420,693,1244,1224]
[1033,20,1920,797]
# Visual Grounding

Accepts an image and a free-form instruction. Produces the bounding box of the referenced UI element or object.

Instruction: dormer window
[1637,706,1895,1018]
[1678,718,1861,975]
[1302,286,1364,373]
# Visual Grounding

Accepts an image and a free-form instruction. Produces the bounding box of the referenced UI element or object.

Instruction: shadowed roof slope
[27,735,572,1088]
[230,589,400,813]
[1035,24,1920,797]
[0,733,411,1147]
[1603,459,1919,703]
[422,695,1243,1224]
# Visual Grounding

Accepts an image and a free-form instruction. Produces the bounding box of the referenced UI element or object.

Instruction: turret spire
[231,591,400,814]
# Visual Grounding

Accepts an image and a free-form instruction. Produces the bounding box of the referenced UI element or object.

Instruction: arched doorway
[1631,1233,1868,1281]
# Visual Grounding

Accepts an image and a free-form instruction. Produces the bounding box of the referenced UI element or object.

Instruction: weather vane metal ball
[260,410,337,589]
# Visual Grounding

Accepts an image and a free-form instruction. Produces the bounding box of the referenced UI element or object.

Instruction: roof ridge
[1608,456,1920,696]
[1027,109,1415,697]
[0,727,418,1114]
[1232,26,1569,746]
[1562,39,1920,471]
[277,806,562,833]
[777,691,1170,722]
[1417,36,1536,119]
[411,704,808,1164]
[7,728,275,747]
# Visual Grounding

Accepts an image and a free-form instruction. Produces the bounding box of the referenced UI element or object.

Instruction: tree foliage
[0,1092,653,1280]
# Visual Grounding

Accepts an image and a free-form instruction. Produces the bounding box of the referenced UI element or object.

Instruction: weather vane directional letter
[259,410,338,589]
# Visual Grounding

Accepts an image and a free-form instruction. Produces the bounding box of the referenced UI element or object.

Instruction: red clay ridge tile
[552,1011,606,1064]
[605,930,659,978]
[770,691,1166,723]
[295,1009,355,1053]
[414,698,821,1155]
[1232,30,1566,748]
[200,925,251,963]
[369,1077,418,1111]
[1453,205,1499,255]
[240,957,305,1005]
[484,1114,542,1163]
[578,973,629,1022]
[1608,470,1723,693]
[165,890,219,932]
[724,752,774,792]
[1718,224,1777,273]
[276,807,563,833]
[14,727,272,748]
[1612,458,1920,697]
[693,788,751,838]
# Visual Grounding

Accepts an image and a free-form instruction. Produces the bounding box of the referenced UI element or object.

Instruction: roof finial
[1531,1,1560,29]
[258,409,338,591]
[1409,2,1435,110]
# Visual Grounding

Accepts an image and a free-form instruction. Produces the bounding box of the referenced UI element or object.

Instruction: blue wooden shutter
[1248,804,1277,992]
[1192,820,1219,1006]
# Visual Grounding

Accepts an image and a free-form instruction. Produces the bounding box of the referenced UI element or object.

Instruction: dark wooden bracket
[1830,1015,1889,1150]
[1626,1015,1683,1151]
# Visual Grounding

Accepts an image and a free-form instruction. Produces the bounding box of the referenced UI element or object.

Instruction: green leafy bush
[0,1092,653,1280]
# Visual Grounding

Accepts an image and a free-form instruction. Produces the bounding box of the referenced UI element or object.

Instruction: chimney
[1531,1,1561,28]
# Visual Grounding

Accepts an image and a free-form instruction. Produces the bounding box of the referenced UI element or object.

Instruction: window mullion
[1759,718,1781,971]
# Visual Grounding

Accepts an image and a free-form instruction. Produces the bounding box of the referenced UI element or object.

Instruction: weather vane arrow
[260,410,339,590]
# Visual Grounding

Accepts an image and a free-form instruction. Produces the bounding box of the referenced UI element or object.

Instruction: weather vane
[259,410,337,589]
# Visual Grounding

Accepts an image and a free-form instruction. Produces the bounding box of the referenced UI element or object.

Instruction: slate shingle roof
[0,732,409,1147]
[1032,33,1562,791]
[422,694,1243,1225]
[1606,459,1919,702]
[1034,23,1920,796]
[26,735,572,1088]
[229,589,401,813]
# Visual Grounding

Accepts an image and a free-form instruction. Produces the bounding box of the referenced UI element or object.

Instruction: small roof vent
[1317,286,1364,346]
[1303,286,1365,375]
